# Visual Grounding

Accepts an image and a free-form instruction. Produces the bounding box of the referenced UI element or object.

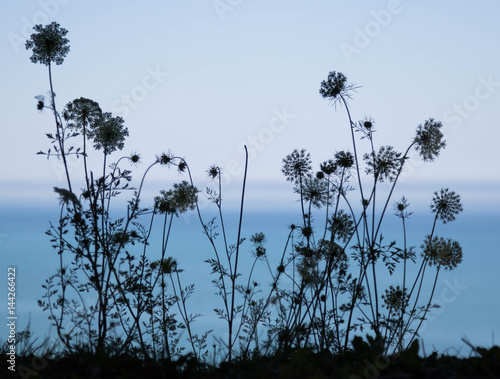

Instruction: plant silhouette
[27,23,464,364]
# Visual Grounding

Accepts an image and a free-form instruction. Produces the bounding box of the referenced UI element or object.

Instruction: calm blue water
[0,203,499,355]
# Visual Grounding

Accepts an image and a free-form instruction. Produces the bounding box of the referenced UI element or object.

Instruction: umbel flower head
[431,188,463,224]
[319,159,336,176]
[319,71,358,107]
[355,117,376,140]
[130,153,140,164]
[335,150,354,170]
[414,118,446,162]
[207,165,221,179]
[282,149,312,184]
[394,196,413,219]
[25,22,70,66]
[382,285,408,314]
[422,235,463,270]
[298,177,331,209]
[320,151,354,177]
[154,181,199,216]
[250,232,266,258]
[328,210,355,244]
[157,151,175,166]
[363,145,402,182]
[88,112,128,155]
[64,98,102,133]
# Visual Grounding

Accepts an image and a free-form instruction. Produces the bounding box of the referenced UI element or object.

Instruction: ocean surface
[0,203,499,356]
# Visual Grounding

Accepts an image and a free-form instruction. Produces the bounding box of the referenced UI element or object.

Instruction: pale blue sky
[1,0,499,211]
[1,1,500,354]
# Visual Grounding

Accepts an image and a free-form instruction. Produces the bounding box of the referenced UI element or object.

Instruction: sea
[0,202,499,357]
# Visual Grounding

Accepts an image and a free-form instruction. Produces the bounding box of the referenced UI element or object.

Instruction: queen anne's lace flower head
[154,181,199,216]
[25,22,70,66]
[64,98,102,133]
[207,165,221,179]
[335,151,354,170]
[299,177,331,209]
[281,149,312,184]
[382,285,408,315]
[431,188,463,224]
[422,235,463,270]
[319,71,358,107]
[363,146,402,182]
[414,118,446,162]
[88,112,128,155]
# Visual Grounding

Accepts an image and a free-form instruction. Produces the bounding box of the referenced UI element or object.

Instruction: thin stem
[48,62,72,193]
[242,228,294,356]
[228,145,248,362]
[217,170,231,266]
[184,159,232,331]
[373,143,415,242]
[322,175,332,241]
[341,96,364,205]
[171,271,197,355]
[343,278,358,351]
[408,267,440,348]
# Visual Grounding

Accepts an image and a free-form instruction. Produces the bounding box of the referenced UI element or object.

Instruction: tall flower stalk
[311,70,464,353]
[28,23,202,358]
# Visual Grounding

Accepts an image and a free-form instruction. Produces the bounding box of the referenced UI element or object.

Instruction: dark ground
[4,343,500,379]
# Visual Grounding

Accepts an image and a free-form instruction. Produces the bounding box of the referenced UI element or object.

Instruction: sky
[1,0,499,210]
[0,0,499,355]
